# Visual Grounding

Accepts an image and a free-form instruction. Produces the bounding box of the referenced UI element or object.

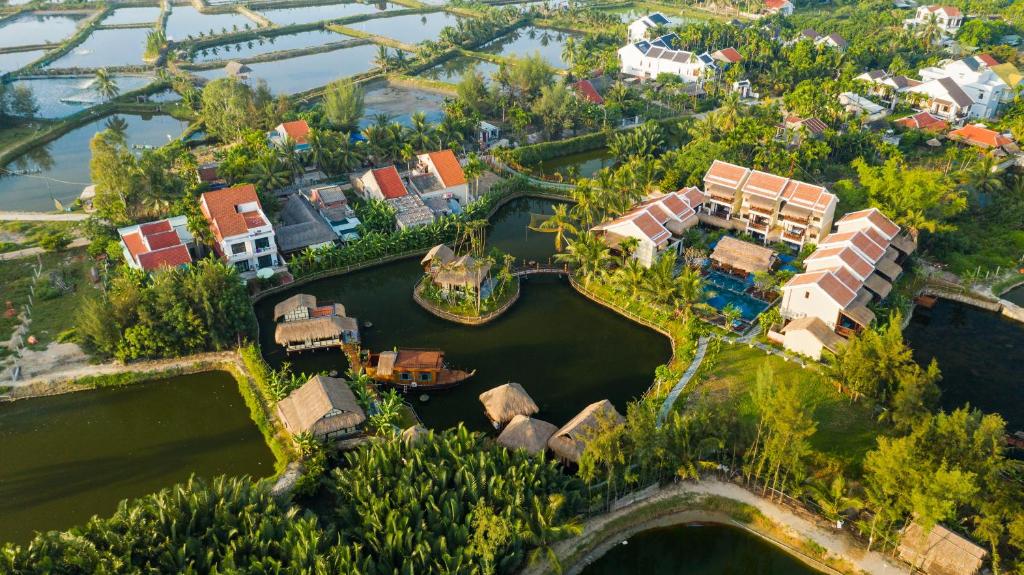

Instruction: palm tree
[675,264,705,310]
[615,257,647,299]
[462,152,485,198]
[93,68,120,100]
[537,204,578,252]
[335,134,367,173]
[406,111,435,151]
[362,124,389,164]
[556,232,610,286]
[307,128,335,174]
[103,116,129,145]
[965,156,1004,203]
[716,92,743,131]
[245,153,291,192]
[522,494,583,575]
[374,45,391,72]
[276,136,303,180]
[561,36,576,70]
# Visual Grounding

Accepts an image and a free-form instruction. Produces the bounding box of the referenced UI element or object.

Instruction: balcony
[746,204,775,216]
[783,229,805,243]
[746,220,769,233]
[780,213,809,225]
[254,244,274,254]
[709,193,735,205]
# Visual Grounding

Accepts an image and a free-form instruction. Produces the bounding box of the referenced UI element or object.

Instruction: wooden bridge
[512,264,570,278]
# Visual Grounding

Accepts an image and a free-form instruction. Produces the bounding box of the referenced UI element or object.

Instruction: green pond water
[0,12,85,49]
[479,25,577,69]
[0,371,274,545]
[189,29,347,62]
[255,197,672,431]
[1004,284,1024,306]
[194,42,379,94]
[536,148,615,179]
[4,74,154,119]
[904,299,1024,431]
[258,1,399,26]
[580,524,822,574]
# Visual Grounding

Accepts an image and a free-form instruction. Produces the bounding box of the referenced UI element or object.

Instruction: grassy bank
[0,247,93,350]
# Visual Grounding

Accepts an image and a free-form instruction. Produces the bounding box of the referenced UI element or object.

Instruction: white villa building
[591,188,703,267]
[764,0,794,16]
[199,184,280,277]
[627,12,671,43]
[903,5,962,35]
[409,149,469,204]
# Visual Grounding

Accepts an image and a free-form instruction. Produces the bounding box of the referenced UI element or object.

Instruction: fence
[5,254,46,384]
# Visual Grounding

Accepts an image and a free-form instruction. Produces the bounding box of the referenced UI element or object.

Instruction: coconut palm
[307,128,335,174]
[103,116,129,145]
[522,494,583,575]
[93,68,120,100]
[615,257,647,299]
[335,134,367,173]
[374,45,391,72]
[556,231,610,286]
[675,264,705,310]
[275,136,303,180]
[462,152,485,198]
[537,203,578,252]
[715,92,743,131]
[245,153,291,192]
[406,111,435,151]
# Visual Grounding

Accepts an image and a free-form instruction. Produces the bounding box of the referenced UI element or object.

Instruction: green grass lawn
[0,221,80,253]
[700,343,881,475]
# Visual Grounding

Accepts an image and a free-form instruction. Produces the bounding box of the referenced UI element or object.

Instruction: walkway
[656,336,709,425]
[0,238,89,261]
[0,211,89,222]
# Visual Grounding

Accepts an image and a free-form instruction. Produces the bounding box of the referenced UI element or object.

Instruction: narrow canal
[579,524,822,574]
[255,198,673,431]
[0,371,273,544]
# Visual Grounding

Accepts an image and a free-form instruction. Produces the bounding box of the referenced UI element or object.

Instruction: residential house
[274,194,338,256]
[276,375,366,440]
[627,12,671,43]
[777,115,828,146]
[591,187,703,268]
[855,70,923,107]
[947,123,1019,155]
[199,184,280,277]
[618,34,711,83]
[117,216,194,272]
[763,0,794,16]
[356,165,409,202]
[269,120,311,152]
[906,77,975,123]
[573,76,613,105]
[903,5,962,35]
[793,29,848,51]
[839,92,889,122]
[916,56,1010,119]
[409,149,470,204]
[391,194,435,229]
[711,47,742,66]
[196,162,226,189]
[895,111,949,132]
[310,185,361,238]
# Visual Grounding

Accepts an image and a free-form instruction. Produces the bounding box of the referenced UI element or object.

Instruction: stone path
[656,336,709,425]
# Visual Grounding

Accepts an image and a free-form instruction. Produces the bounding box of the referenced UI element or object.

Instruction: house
[199,184,279,277]
[947,123,1018,154]
[117,216,194,272]
[309,185,360,239]
[763,0,794,16]
[916,57,1011,119]
[573,77,611,105]
[478,121,501,147]
[272,294,360,352]
[780,316,846,360]
[905,77,975,122]
[777,115,828,146]
[895,111,949,132]
[855,70,923,107]
[839,92,889,122]
[904,5,962,35]
[591,187,703,268]
[355,165,408,202]
[627,12,671,43]
[711,47,742,66]
[793,29,847,51]
[274,194,338,255]
[269,120,310,151]
[276,375,365,440]
[547,399,624,464]
[618,34,711,83]
[409,149,469,204]
[196,162,225,189]
[898,522,987,575]
[991,62,1024,93]
[391,194,435,229]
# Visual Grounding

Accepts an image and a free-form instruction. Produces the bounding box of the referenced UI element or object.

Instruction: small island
[414,243,519,325]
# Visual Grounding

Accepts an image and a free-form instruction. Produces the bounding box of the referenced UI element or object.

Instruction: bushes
[505,129,610,167]
[235,344,294,471]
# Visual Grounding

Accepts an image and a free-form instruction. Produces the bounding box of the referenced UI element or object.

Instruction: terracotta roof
[806,246,874,278]
[948,124,1014,149]
[677,186,704,208]
[704,160,750,188]
[122,232,146,259]
[712,47,742,63]
[743,170,789,200]
[427,149,466,187]
[837,208,900,239]
[786,270,858,307]
[632,211,672,245]
[395,349,443,370]
[136,244,191,271]
[896,112,949,132]
[927,4,961,17]
[371,166,407,199]
[144,230,182,251]
[764,0,790,9]
[782,180,833,212]
[977,53,999,67]
[139,220,172,235]
[820,231,885,261]
[799,117,828,135]
[828,265,864,292]
[573,79,604,105]
[278,120,310,144]
[200,184,263,242]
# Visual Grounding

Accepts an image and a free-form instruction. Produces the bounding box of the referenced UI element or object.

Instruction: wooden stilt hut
[276,375,366,440]
[547,400,624,464]
[479,382,539,428]
[497,414,558,455]
[273,293,360,352]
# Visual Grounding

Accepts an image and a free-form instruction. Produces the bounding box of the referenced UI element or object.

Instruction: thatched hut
[898,522,987,575]
[224,61,252,77]
[497,414,557,455]
[275,315,359,352]
[421,244,456,272]
[276,375,366,440]
[547,400,624,464]
[479,382,539,427]
[710,236,777,276]
[431,254,492,292]
[401,425,429,445]
[274,294,318,321]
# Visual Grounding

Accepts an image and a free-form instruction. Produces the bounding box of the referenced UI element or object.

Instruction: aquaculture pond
[0,371,274,545]
[0,113,187,212]
[345,11,464,44]
[904,299,1024,431]
[580,524,821,575]
[0,12,86,49]
[258,1,399,25]
[194,42,378,94]
[46,27,151,68]
[0,49,46,74]
[101,6,160,25]
[189,29,347,62]
[417,55,501,84]
[535,148,614,179]
[479,26,577,69]
[164,5,256,41]
[255,198,672,431]
[5,74,153,118]
[360,84,444,128]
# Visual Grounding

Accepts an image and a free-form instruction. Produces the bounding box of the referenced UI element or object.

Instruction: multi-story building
[269,120,311,152]
[117,216,194,272]
[627,12,671,43]
[199,184,280,277]
[903,5,962,35]
[409,149,469,205]
[591,188,703,268]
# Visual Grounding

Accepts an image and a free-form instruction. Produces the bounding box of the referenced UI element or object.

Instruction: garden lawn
[0,247,95,348]
[0,221,79,253]
[700,344,880,475]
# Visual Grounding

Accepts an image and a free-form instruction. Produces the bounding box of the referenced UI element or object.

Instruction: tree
[201,77,270,142]
[852,156,965,238]
[5,84,38,118]
[463,152,485,199]
[556,231,610,286]
[456,66,489,115]
[405,111,434,152]
[93,68,120,100]
[324,79,365,131]
[244,153,291,193]
[374,45,391,72]
[537,203,578,252]
[531,81,575,139]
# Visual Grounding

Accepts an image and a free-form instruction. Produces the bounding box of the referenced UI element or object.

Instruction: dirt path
[527,480,908,575]
[0,237,89,261]
[0,212,90,222]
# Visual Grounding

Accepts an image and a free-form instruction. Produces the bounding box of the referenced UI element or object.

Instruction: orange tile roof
[137,245,191,271]
[145,230,182,251]
[704,160,749,188]
[573,79,605,105]
[122,231,146,259]
[786,270,857,307]
[278,120,310,144]
[743,170,789,200]
[677,186,704,208]
[201,184,262,242]
[427,149,466,187]
[829,265,863,293]
[765,0,790,9]
[805,246,874,278]
[139,220,172,236]
[820,231,885,262]
[948,124,1014,149]
[782,180,834,212]
[371,166,408,199]
[631,211,671,245]
[895,112,948,132]
[714,47,742,63]
[837,208,900,239]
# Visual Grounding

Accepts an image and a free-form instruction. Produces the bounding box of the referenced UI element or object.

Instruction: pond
[344,11,464,44]
[5,74,154,118]
[101,6,161,25]
[194,42,378,94]
[164,5,257,41]
[579,524,822,574]
[602,6,713,25]
[1003,283,1024,306]
[417,55,501,84]
[255,198,672,432]
[45,27,151,68]
[189,29,348,62]
[359,83,444,128]
[0,371,274,545]
[479,25,577,69]
[0,49,46,74]
[535,148,614,179]
[904,299,1024,432]
[0,12,86,49]
[258,1,399,26]
[0,112,187,212]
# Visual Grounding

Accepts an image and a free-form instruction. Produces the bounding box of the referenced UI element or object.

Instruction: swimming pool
[704,270,771,321]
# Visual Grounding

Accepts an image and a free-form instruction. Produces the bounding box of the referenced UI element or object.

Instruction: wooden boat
[363,348,475,391]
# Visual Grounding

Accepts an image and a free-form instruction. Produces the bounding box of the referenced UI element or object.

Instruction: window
[804,291,810,299]
[230,242,247,255]
[234,261,250,273]
[254,237,270,252]
[419,372,432,382]
[400,372,411,381]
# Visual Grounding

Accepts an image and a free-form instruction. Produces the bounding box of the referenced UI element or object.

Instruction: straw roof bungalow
[497,414,558,455]
[274,294,318,321]
[224,61,251,77]
[710,236,777,276]
[276,375,366,440]
[421,244,456,271]
[275,315,359,349]
[431,254,492,291]
[479,382,539,427]
[898,522,987,575]
[547,400,624,464]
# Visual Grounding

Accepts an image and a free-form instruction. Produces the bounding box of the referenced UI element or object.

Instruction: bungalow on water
[479,382,539,428]
[497,414,558,455]
[276,375,366,440]
[364,348,475,391]
[273,294,360,353]
[548,400,624,464]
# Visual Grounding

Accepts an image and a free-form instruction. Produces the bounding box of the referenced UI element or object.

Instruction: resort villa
[591,187,704,268]
[618,27,741,84]
[199,184,280,277]
[117,216,194,272]
[276,375,366,440]
[355,163,449,229]
[903,5,962,35]
[309,184,361,239]
[269,120,311,152]
[273,293,360,353]
[409,149,470,205]
[627,12,671,42]
[421,244,493,298]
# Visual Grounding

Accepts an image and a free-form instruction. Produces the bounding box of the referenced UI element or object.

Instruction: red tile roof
[201,184,263,242]
[371,166,408,199]
[786,270,858,307]
[805,245,874,278]
[677,186,704,208]
[927,5,961,17]
[977,53,999,67]
[837,208,900,239]
[573,79,605,105]
[821,231,885,262]
[743,170,789,200]
[631,211,671,245]
[713,47,742,63]
[948,124,1014,149]
[764,0,790,9]
[278,120,310,144]
[140,220,172,236]
[137,245,191,271]
[122,231,146,259]
[895,112,948,132]
[704,160,750,188]
[427,150,466,187]
[145,230,182,251]
[829,265,863,293]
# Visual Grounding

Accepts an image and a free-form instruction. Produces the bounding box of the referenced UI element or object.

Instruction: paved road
[0,238,89,261]
[0,211,89,222]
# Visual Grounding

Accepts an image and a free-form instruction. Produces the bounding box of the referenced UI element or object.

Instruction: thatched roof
[275,315,358,345]
[479,382,539,426]
[276,375,365,438]
[421,244,455,267]
[710,236,777,275]
[547,400,624,464]
[431,254,492,288]
[401,425,429,445]
[224,61,251,76]
[898,522,987,575]
[274,294,316,320]
[497,414,557,455]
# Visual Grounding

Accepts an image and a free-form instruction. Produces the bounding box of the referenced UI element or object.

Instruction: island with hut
[273,294,360,353]
[413,244,519,325]
[479,382,539,429]
[362,348,475,392]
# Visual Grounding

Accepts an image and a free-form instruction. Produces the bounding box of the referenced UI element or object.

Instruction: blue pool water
[704,270,770,321]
